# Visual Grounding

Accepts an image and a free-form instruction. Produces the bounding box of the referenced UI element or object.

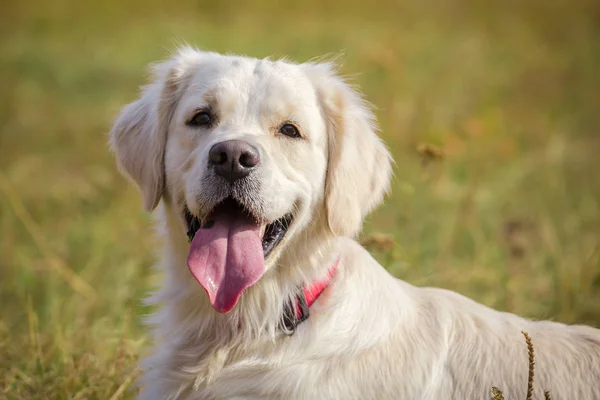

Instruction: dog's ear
[304,62,393,237]
[109,48,201,211]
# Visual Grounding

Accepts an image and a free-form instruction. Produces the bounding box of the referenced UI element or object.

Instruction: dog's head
[110,48,392,313]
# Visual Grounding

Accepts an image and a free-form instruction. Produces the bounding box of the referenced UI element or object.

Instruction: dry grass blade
[108,367,140,400]
[0,170,97,301]
[491,387,505,400]
[521,331,535,400]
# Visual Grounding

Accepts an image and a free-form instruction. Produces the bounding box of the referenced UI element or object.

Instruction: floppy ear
[109,50,199,211]
[304,62,393,237]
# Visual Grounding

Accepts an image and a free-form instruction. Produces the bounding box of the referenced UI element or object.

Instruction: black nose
[208,140,260,182]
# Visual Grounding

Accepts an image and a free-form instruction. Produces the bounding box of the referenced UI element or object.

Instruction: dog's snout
[208,140,260,182]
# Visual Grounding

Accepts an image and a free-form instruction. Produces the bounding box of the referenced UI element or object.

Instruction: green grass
[1,0,600,397]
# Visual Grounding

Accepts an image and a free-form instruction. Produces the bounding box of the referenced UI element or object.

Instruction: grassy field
[1,0,599,397]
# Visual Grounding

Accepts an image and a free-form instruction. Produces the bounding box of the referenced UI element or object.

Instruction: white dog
[110,47,600,399]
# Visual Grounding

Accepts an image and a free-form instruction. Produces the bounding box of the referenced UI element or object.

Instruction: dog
[110,47,600,399]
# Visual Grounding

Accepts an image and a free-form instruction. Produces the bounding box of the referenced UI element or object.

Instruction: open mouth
[184,197,293,314]
[184,197,293,259]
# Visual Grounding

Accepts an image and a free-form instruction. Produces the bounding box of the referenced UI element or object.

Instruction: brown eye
[188,111,213,127]
[279,123,300,138]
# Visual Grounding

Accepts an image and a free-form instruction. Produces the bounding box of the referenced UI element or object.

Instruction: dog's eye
[188,111,213,127]
[279,124,300,138]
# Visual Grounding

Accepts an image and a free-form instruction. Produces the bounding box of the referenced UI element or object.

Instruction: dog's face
[167,54,329,266]
[110,48,392,313]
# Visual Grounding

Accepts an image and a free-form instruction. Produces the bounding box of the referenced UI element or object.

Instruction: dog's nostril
[209,150,227,165]
[239,151,259,168]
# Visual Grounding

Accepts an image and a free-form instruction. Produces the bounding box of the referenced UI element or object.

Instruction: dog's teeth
[259,224,267,239]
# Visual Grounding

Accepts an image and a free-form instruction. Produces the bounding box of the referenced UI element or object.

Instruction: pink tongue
[186,203,265,313]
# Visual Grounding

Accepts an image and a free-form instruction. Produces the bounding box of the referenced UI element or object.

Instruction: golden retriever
[110,47,600,399]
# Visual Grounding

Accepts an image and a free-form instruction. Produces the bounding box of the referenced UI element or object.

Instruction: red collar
[281,258,339,334]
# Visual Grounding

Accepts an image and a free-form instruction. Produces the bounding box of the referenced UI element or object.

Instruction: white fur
[110,47,600,400]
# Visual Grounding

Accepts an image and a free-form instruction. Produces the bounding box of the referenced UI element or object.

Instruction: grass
[490,332,553,400]
[1,0,600,397]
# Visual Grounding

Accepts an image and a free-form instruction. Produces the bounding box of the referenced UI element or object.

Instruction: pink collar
[281,258,339,334]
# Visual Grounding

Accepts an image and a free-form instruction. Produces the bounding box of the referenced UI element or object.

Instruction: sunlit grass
[1,0,599,397]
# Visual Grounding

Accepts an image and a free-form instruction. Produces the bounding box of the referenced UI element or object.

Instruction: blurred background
[1,0,599,397]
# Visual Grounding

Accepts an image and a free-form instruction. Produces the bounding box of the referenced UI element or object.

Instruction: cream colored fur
[110,47,600,400]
